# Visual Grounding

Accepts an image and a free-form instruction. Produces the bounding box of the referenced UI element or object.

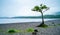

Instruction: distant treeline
[0,15,60,19]
[13,15,60,18]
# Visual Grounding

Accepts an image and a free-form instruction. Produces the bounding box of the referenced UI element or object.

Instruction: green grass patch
[26,28,34,32]
[57,24,60,26]
[39,24,48,28]
[7,29,22,33]
[15,30,22,32]
[46,24,60,28]
[0,29,4,32]
[48,26,55,28]
[7,28,34,33]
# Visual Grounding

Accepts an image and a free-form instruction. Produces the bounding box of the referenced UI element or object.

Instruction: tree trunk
[36,12,44,27]
[41,12,44,24]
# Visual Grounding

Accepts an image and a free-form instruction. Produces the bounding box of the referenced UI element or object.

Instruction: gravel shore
[0,20,60,35]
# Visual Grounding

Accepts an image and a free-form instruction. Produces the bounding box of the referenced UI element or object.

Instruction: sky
[0,0,60,17]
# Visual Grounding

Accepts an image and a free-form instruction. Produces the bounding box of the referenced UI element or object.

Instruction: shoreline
[0,19,60,24]
[0,18,60,24]
[0,20,60,35]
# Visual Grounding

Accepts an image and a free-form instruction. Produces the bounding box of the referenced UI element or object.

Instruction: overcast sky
[0,0,60,17]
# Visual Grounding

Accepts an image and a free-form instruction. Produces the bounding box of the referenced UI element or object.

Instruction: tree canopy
[32,4,49,13]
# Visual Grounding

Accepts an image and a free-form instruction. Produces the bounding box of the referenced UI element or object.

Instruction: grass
[57,24,60,26]
[26,28,34,32]
[0,30,1,32]
[7,28,34,33]
[44,24,60,28]
[7,29,22,33]
[0,29,4,32]
[39,24,48,28]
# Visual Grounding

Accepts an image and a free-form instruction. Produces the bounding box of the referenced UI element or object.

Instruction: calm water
[0,18,60,24]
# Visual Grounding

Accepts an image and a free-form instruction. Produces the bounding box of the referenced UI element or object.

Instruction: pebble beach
[0,20,60,35]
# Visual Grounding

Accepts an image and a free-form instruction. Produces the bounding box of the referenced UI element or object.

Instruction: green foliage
[57,24,60,26]
[32,6,40,11]
[40,4,48,9]
[40,24,48,28]
[8,29,17,33]
[7,29,22,33]
[32,4,49,13]
[26,28,34,32]
[15,30,22,32]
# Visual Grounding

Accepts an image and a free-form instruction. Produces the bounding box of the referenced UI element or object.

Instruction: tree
[32,4,49,27]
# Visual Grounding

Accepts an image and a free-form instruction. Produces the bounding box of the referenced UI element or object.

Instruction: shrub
[26,28,34,32]
[8,29,16,33]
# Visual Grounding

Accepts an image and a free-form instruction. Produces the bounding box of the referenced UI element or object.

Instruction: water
[0,18,60,24]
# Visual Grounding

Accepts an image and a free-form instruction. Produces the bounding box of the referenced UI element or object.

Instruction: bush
[26,28,34,32]
[8,29,16,33]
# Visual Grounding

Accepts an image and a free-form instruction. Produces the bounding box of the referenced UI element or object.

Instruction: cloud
[0,0,60,17]
[15,6,41,16]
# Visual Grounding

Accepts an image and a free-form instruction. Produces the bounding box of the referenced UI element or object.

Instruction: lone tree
[32,4,49,27]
